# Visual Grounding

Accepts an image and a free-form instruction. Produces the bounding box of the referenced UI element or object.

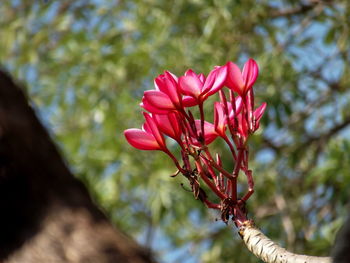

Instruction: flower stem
[195,159,227,200]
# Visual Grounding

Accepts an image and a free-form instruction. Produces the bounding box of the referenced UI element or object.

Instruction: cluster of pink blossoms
[124,59,266,224]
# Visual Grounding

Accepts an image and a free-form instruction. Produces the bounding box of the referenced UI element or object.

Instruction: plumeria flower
[124,59,268,219]
[178,65,227,106]
[124,112,168,151]
[141,71,183,113]
[226,59,259,96]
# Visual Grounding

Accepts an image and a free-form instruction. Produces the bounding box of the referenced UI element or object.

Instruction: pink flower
[141,71,183,113]
[178,65,227,105]
[124,112,168,151]
[226,59,259,96]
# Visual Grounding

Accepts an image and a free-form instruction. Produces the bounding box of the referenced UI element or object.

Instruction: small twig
[269,2,320,18]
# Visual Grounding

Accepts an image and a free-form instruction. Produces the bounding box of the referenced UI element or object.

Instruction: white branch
[239,220,332,263]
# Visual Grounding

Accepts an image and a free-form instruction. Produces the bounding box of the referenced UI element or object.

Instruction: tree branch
[239,221,332,263]
[269,1,332,18]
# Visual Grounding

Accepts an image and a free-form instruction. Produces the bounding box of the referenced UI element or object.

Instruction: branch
[299,115,350,152]
[269,1,333,18]
[239,221,332,263]
[269,3,318,18]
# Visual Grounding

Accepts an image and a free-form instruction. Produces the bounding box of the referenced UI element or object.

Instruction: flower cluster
[124,59,266,224]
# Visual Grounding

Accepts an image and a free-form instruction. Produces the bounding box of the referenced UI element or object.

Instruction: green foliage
[1,0,350,262]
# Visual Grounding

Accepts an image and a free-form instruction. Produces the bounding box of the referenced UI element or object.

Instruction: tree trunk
[332,214,350,263]
[0,70,155,263]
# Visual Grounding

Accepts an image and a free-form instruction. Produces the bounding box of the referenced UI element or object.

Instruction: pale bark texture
[239,220,332,263]
[0,69,155,262]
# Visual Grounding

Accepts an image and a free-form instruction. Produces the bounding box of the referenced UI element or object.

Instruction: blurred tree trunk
[332,215,350,263]
[0,70,154,263]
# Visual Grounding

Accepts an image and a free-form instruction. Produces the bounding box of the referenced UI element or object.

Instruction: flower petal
[154,112,182,141]
[182,96,198,107]
[203,65,227,97]
[141,97,170,114]
[237,113,248,138]
[164,71,182,106]
[194,120,218,145]
[143,90,174,110]
[214,102,226,137]
[124,128,161,150]
[143,112,166,149]
[226,61,245,95]
[179,75,203,98]
[154,72,182,107]
[185,69,197,78]
[242,58,259,90]
[228,96,243,121]
[201,69,216,94]
[198,73,206,83]
[254,102,267,122]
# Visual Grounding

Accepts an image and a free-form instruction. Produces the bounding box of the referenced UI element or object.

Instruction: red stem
[203,199,221,209]
[199,102,205,141]
[220,90,236,137]
[195,160,227,200]
[203,149,234,179]
[223,135,237,160]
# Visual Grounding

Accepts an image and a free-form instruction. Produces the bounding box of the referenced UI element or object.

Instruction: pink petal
[228,96,243,121]
[235,96,243,113]
[214,102,226,137]
[166,70,178,82]
[143,90,174,110]
[168,112,182,138]
[154,73,170,93]
[154,72,181,107]
[185,69,197,78]
[124,128,161,150]
[198,73,205,83]
[142,121,152,134]
[201,68,216,94]
[254,102,267,123]
[182,96,198,107]
[179,75,203,98]
[226,61,245,95]
[237,113,248,138]
[154,113,181,141]
[141,97,170,114]
[242,59,259,90]
[194,120,218,145]
[163,71,182,106]
[143,112,166,149]
[203,65,227,97]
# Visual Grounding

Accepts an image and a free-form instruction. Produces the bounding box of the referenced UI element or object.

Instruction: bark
[239,220,332,263]
[0,69,155,262]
